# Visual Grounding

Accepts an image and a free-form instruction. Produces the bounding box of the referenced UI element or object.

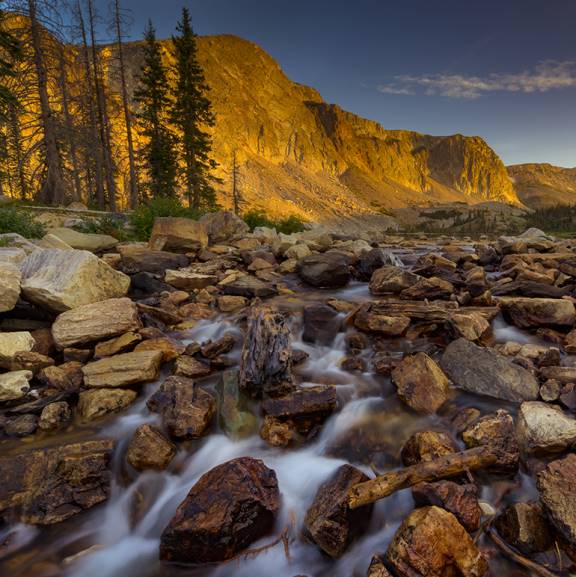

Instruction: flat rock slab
[47,227,118,252]
[149,217,208,253]
[77,388,137,420]
[21,249,130,313]
[0,439,114,524]
[52,297,141,349]
[441,338,539,403]
[82,350,163,388]
[501,297,576,328]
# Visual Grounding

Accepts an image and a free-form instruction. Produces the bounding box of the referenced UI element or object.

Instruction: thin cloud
[378,61,576,99]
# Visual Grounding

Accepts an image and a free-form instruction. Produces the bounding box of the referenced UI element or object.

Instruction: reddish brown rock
[494,502,553,554]
[174,355,212,379]
[126,424,176,471]
[401,431,459,466]
[159,457,279,563]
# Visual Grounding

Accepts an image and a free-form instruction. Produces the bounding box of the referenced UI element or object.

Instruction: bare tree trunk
[87,0,116,211]
[113,0,138,208]
[232,149,239,214]
[28,0,66,205]
[8,105,28,199]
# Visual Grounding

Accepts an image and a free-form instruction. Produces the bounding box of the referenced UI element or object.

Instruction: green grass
[0,205,45,238]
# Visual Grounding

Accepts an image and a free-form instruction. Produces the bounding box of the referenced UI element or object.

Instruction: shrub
[130,197,203,241]
[0,206,45,238]
[74,215,131,242]
[242,209,306,234]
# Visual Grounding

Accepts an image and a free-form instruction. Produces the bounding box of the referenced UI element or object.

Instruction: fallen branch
[348,445,503,509]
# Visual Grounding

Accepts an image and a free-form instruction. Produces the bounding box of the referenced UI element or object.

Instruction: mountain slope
[508,163,576,208]
[109,34,519,218]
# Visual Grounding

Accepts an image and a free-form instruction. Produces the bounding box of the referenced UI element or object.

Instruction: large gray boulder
[149,217,208,252]
[441,338,539,403]
[0,262,21,313]
[199,210,249,244]
[46,227,118,252]
[21,249,130,313]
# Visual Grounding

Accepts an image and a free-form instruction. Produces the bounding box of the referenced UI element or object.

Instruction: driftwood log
[348,445,503,509]
[239,305,295,399]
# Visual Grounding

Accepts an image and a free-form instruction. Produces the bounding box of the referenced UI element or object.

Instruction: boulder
[134,337,185,362]
[401,431,458,466]
[149,217,208,252]
[126,424,176,471]
[501,297,576,329]
[284,243,312,260]
[494,502,553,554]
[0,439,114,524]
[0,332,36,366]
[52,297,141,349]
[356,248,403,282]
[9,351,54,373]
[221,275,277,298]
[175,355,212,379]
[159,457,280,563]
[401,276,454,300]
[0,262,21,313]
[199,210,249,244]
[82,350,163,388]
[38,401,71,431]
[304,464,373,557]
[217,295,248,313]
[21,249,130,313]
[302,304,342,345]
[120,245,189,275]
[353,309,410,336]
[297,253,351,288]
[537,453,576,547]
[77,388,137,420]
[4,414,38,437]
[517,401,576,454]
[147,375,215,438]
[391,353,451,414]
[386,506,488,577]
[369,266,418,295]
[448,312,490,341]
[441,338,539,403]
[164,269,217,290]
[47,227,118,252]
[0,370,32,402]
[94,332,142,358]
[0,246,26,266]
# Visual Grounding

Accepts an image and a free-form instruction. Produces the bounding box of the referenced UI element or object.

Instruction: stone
[247,257,274,271]
[4,414,38,436]
[0,439,114,524]
[401,276,454,300]
[77,388,137,420]
[126,424,176,471]
[302,304,342,345]
[0,246,26,265]
[120,246,189,275]
[353,309,410,336]
[159,457,279,563]
[537,453,576,547]
[448,312,490,341]
[149,217,208,252]
[52,298,141,349]
[0,262,21,313]
[517,401,576,454]
[412,481,482,533]
[174,355,212,379]
[216,370,257,439]
[82,350,163,388]
[218,295,248,313]
[494,502,553,554]
[284,243,312,260]
[366,556,392,577]
[297,253,351,288]
[37,363,82,392]
[0,370,32,402]
[386,506,488,577]
[304,464,373,557]
[401,431,458,466]
[540,379,561,402]
[262,386,338,424]
[501,297,576,329]
[221,275,277,298]
[134,337,185,362]
[94,332,142,358]
[356,248,403,282]
[147,375,215,438]
[391,353,451,414]
[199,210,249,244]
[38,401,71,431]
[369,266,418,295]
[200,333,236,359]
[260,416,295,447]
[21,249,130,313]
[441,338,539,403]
[9,351,55,373]
[47,227,118,252]
[0,332,36,366]
[164,269,217,290]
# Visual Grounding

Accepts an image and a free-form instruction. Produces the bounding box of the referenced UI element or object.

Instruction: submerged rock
[159,457,279,564]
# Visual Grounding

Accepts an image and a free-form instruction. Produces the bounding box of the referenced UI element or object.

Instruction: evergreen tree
[135,20,177,199]
[170,7,218,210]
[0,7,21,121]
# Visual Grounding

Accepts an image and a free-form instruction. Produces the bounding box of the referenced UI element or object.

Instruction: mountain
[108,35,519,219]
[508,163,576,208]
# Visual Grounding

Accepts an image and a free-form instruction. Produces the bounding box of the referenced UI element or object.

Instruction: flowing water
[0,245,544,577]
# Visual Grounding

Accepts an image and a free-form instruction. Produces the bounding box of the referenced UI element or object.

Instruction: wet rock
[366,555,392,577]
[441,338,539,403]
[297,253,351,288]
[0,370,32,402]
[0,331,36,367]
[147,375,215,439]
[386,506,488,577]
[304,464,373,557]
[47,227,118,252]
[149,217,208,252]
[494,502,553,554]
[260,416,296,447]
[134,337,185,362]
[448,312,490,341]
[501,297,576,329]
[0,262,21,313]
[38,401,71,431]
[369,266,418,295]
[222,275,277,298]
[354,307,410,336]
[412,481,481,533]
[82,350,163,388]
[540,379,561,402]
[9,350,55,373]
[174,355,212,379]
[401,431,459,466]
[37,363,82,392]
[159,457,279,563]
[302,304,342,345]
[262,386,338,424]
[539,365,576,384]
[199,210,249,244]
[77,388,137,420]
[537,453,576,547]
[52,297,141,349]
[0,439,114,524]
[517,401,576,454]
[126,424,176,471]
[216,370,257,438]
[217,295,248,313]
[356,248,401,282]
[121,247,189,275]
[4,414,38,437]
[94,332,142,358]
[21,249,130,313]
[391,353,451,414]
[164,269,217,290]
[401,276,454,300]
[200,333,236,359]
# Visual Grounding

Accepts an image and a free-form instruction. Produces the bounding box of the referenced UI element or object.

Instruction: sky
[96,0,576,167]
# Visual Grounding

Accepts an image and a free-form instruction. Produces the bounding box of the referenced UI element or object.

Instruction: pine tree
[170,7,218,211]
[0,7,21,121]
[134,20,177,198]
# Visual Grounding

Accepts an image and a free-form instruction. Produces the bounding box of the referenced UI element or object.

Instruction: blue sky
[97,0,576,167]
